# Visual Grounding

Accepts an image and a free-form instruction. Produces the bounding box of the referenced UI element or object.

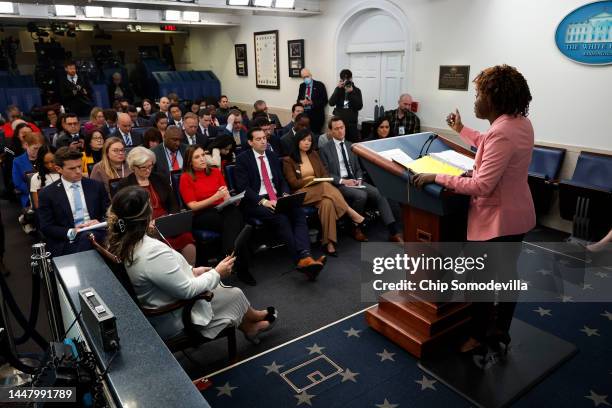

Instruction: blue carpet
[203,243,612,408]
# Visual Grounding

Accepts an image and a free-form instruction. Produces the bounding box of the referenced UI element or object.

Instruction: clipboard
[275,192,306,213]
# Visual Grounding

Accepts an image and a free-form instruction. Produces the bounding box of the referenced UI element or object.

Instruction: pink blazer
[435,114,536,241]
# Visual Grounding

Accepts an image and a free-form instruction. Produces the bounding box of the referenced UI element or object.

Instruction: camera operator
[329,69,363,142]
[59,60,93,117]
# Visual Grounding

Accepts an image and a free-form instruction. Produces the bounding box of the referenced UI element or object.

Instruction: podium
[352,132,474,358]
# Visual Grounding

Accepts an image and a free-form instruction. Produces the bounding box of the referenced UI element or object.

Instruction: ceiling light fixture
[84,6,104,18]
[0,2,14,14]
[55,5,76,17]
[274,0,295,8]
[183,11,200,22]
[111,7,130,19]
[164,9,181,21]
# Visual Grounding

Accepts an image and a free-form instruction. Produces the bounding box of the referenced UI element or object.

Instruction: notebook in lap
[155,210,193,238]
[275,192,306,213]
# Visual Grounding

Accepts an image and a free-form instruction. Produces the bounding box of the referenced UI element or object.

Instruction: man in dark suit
[100,109,118,137]
[280,113,310,157]
[112,113,142,147]
[183,113,208,147]
[223,109,248,148]
[251,116,281,154]
[319,117,402,243]
[297,68,328,134]
[38,147,109,257]
[234,127,326,280]
[53,113,84,149]
[128,105,150,128]
[168,103,183,128]
[281,103,305,136]
[197,108,218,144]
[152,126,187,182]
[59,60,93,117]
[252,100,282,129]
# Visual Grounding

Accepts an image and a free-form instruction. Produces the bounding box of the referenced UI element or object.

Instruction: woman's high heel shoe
[322,244,338,257]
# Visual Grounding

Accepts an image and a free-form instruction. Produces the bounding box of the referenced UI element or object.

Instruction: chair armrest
[88,233,121,264]
[141,291,214,317]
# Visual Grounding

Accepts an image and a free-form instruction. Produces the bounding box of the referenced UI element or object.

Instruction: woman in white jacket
[106,186,276,343]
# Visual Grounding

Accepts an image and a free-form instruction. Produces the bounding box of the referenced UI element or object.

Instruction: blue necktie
[124,133,132,146]
[71,183,84,225]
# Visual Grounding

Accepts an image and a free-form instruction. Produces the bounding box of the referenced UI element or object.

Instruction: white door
[349,53,381,123]
[348,51,404,122]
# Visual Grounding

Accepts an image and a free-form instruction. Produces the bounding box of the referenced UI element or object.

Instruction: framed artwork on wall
[234,44,248,76]
[254,30,280,89]
[288,39,305,77]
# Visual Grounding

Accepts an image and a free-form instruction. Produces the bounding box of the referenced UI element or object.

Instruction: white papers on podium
[215,191,245,211]
[379,148,414,169]
[77,222,107,234]
[430,150,474,172]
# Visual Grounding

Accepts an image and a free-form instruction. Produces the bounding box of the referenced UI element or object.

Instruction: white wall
[187,0,612,151]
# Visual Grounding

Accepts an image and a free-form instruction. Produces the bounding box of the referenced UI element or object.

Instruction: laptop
[155,210,193,238]
[274,192,306,213]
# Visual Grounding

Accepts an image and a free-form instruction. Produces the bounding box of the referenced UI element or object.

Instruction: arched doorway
[335,1,412,122]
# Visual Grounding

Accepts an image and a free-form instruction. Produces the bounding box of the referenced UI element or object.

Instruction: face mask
[304,77,313,85]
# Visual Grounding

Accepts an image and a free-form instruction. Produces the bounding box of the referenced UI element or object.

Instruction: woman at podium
[414,64,535,355]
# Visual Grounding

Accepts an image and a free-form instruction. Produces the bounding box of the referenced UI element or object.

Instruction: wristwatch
[67,228,77,241]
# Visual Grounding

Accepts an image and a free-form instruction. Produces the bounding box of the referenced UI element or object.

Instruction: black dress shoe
[237,269,257,286]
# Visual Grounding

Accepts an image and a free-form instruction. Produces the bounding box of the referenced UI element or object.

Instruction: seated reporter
[179,146,255,285]
[107,186,276,343]
[30,145,60,209]
[90,137,132,197]
[12,132,44,208]
[143,128,163,150]
[119,147,196,265]
[153,112,169,138]
[38,147,109,257]
[234,127,326,280]
[283,129,364,256]
[82,129,104,176]
[204,134,235,170]
[319,117,402,243]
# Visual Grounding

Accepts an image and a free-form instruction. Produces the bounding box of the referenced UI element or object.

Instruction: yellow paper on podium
[407,156,464,176]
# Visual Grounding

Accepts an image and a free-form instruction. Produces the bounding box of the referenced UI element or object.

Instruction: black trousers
[244,199,310,262]
[193,205,244,256]
[469,233,525,342]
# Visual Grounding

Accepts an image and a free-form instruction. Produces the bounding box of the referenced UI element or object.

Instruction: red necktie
[306,85,312,99]
[171,151,179,171]
[259,155,277,201]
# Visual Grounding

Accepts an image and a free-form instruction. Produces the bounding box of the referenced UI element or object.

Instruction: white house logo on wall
[555,1,612,65]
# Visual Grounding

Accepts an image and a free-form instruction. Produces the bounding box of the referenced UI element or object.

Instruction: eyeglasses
[135,164,153,171]
[110,148,125,154]
[91,136,104,141]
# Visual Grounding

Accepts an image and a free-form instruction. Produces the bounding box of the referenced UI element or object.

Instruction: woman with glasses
[118,147,196,265]
[30,145,59,209]
[82,129,105,176]
[90,137,131,196]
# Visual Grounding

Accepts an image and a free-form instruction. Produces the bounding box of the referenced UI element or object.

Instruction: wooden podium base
[365,291,471,358]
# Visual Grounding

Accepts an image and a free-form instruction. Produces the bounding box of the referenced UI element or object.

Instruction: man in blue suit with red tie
[234,127,326,280]
[38,147,109,257]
